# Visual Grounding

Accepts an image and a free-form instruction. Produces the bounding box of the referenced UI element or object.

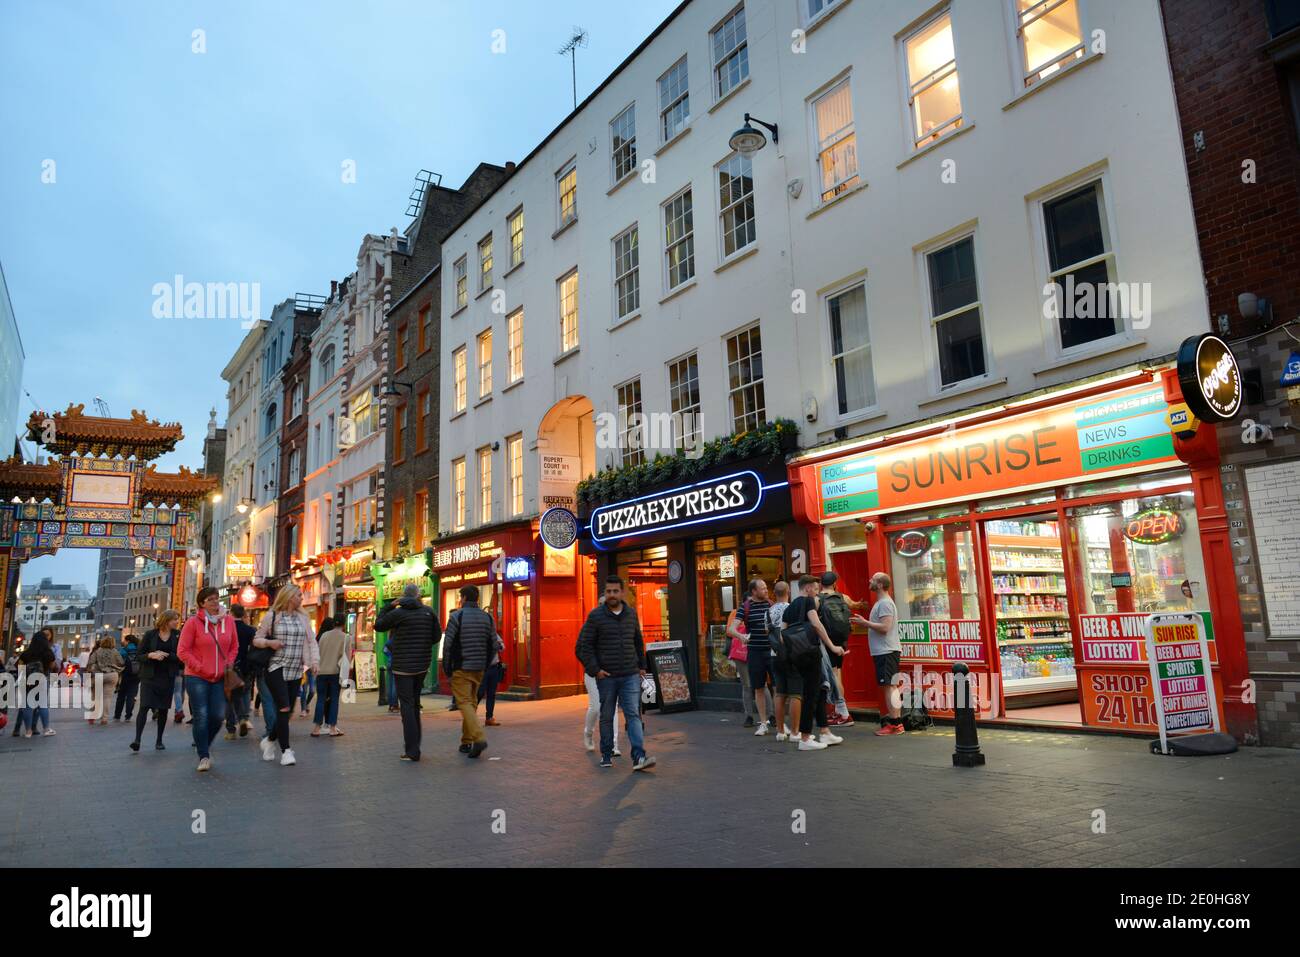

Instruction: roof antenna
[557,26,589,111]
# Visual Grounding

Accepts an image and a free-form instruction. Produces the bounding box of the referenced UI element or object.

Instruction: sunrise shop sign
[817,382,1178,520]
[589,471,765,545]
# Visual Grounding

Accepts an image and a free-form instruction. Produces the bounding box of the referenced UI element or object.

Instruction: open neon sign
[1123,507,1184,546]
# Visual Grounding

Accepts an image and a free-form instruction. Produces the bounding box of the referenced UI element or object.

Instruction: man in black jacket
[225,604,257,739]
[575,576,656,771]
[441,585,494,759]
[375,584,442,762]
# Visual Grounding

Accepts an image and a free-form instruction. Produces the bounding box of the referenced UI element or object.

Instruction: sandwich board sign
[1144,612,1219,754]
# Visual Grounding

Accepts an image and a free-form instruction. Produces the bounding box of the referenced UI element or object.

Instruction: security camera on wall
[803,395,818,423]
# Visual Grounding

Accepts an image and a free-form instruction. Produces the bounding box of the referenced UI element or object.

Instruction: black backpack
[819,593,852,645]
[781,621,820,671]
[900,689,933,731]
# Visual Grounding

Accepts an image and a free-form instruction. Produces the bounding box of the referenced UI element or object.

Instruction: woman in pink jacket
[178,587,239,773]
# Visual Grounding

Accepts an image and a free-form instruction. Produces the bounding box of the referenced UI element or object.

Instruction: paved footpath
[2,693,1298,867]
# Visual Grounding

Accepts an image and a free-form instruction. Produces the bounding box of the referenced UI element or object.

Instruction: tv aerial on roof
[558,26,589,111]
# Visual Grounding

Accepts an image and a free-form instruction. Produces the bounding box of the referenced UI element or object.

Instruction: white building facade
[213,322,267,591]
[300,289,347,598]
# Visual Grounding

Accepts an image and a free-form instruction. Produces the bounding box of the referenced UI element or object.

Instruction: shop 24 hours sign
[817,383,1178,520]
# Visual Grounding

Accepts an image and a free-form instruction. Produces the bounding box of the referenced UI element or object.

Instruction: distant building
[122,559,171,635]
[200,407,227,583]
[0,259,24,455]
[16,576,92,633]
[47,603,95,659]
[95,549,136,635]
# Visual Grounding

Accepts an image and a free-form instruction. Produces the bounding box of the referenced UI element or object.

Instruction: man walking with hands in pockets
[576,576,656,772]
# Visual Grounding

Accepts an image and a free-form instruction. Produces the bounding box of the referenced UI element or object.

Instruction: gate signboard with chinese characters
[0,405,218,651]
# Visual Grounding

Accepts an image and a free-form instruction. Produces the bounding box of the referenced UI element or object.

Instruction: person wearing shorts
[741,579,775,735]
[866,572,904,736]
[768,582,800,740]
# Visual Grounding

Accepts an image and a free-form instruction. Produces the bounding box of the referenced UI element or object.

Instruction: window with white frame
[452,346,467,412]
[478,234,493,291]
[726,324,766,432]
[288,448,301,488]
[1043,180,1118,350]
[508,208,524,269]
[667,352,701,451]
[477,447,493,525]
[663,188,695,289]
[827,283,875,414]
[904,11,962,148]
[926,236,987,386]
[1014,0,1085,87]
[812,78,858,202]
[611,105,637,182]
[712,5,749,99]
[452,457,466,531]
[559,271,579,353]
[507,433,524,517]
[557,161,577,227]
[613,225,640,320]
[318,344,336,384]
[717,152,755,258]
[454,256,468,309]
[477,328,493,397]
[616,378,645,466]
[290,382,303,420]
[804,0,842,24]
[659,57,690,141]
[507,308,524,383]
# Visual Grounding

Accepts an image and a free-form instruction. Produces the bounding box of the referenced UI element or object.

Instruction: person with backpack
[18,630,57,737]
[84,635,123,726]
[112,633,141,722]
[177,588,240,772]
[781,575,845,751]
[865,572,905,736]
[375,584,442,761]
[251,584,319,767]
[817,571,870,728]
[732,578,775,735]
[725,584,773,730]
[223,603,256,739]
[131,610,181,752]
[441,585,494,760]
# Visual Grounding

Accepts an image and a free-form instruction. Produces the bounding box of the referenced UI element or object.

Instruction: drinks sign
[816,383,1178,521]
[898,619,985,663]
[1144,612,1220,753]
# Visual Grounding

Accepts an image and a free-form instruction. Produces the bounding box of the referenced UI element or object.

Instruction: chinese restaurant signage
[1122,507,1184,546]
[341,549,374,583]
[815,383,1179,521]
[1145,612,1220,752]
[590,470,765,545]
[226,553,257,580]
[897,619,985,663]
[1177,334,1241,422]
[891,530,931,558]
[374,554,431,600]
[343,585,376,603]
[432,538,502,570]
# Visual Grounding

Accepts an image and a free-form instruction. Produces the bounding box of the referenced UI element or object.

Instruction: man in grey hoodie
[441,585,495,759]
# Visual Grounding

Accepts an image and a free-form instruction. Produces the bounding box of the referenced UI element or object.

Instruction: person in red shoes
[865,573,904,736]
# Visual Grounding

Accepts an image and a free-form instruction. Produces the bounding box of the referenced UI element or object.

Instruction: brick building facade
[1163,0,1300,746]
[277,309,321,576]
[383,164,510,560]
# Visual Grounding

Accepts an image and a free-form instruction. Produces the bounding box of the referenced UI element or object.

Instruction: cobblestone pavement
[2,692,1297,867]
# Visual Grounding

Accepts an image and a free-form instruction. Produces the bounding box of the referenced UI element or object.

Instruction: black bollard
[951,661,985,768]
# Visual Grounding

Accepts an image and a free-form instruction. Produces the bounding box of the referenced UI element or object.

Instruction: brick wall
[1161,0,1300,339]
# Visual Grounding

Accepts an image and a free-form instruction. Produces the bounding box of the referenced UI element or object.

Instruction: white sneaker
[754,722,770,736]
[43,729,56,736]
[280,748,296,766]
[612,746,622,757]
[583,730,594,752]
[782,725,793,736]
[798,737,828,751]
[260,737,277,762]
[819,731,843,746]
[775,732,790,742]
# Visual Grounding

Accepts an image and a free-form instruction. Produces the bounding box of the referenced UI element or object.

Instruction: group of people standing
[725,569,905,749]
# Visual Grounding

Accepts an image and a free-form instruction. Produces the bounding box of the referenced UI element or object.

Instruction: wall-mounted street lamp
[383,381,413,401]
[729,113,779,155]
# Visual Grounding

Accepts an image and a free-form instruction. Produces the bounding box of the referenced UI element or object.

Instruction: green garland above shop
[576,418,799,511]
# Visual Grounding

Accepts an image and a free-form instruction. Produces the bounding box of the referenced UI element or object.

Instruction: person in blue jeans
[575,576,656,772]
[177,587,239,772]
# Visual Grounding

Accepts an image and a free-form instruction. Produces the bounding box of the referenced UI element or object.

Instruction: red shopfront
[788,367,1257,741]
[431,521,594,699]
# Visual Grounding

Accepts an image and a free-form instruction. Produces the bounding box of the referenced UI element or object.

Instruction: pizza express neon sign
[590,471,777,546]
[1123,507,1185,545]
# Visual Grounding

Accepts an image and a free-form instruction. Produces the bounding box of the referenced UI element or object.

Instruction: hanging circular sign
[891,530,931,558]
[667,559,683,584]
[1123,507,1185,546]
[539,507,579,549]
[1177,334,1241,422]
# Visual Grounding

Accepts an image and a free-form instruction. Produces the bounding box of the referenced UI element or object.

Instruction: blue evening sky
[1,0,679,591]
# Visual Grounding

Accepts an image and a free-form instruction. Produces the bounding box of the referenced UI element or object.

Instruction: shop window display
[695,530,784,684]
[890,524,978,620]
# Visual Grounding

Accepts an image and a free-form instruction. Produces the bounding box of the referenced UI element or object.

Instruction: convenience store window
[890,523,978,620]
[1067,488,1205,616]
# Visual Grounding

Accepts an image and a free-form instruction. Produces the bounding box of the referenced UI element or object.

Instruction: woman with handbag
[85,636,123,726]
[177,587,239,773]
[251,584,319,767]
[131,610,182,752]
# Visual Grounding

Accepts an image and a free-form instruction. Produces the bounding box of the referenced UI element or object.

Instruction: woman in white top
[252,585,319,766]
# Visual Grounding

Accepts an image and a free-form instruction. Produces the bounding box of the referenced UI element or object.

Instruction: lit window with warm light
[1015,0,1085,87]
[904,11,962,148]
